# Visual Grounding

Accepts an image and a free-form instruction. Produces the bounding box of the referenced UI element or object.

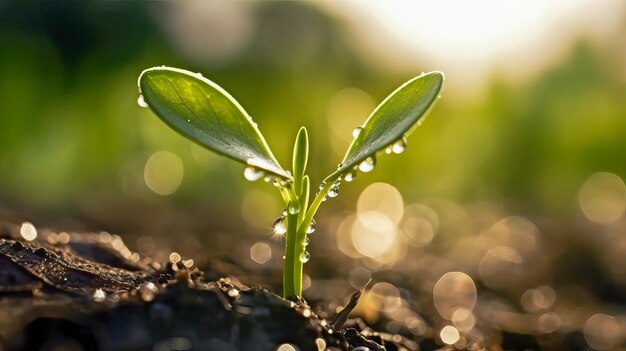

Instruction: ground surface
[0,221,418,351]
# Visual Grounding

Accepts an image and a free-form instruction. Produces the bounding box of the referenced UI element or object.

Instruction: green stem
[282,185,299,298]
[297,172,341,234]
[283,211,298,297]
[282,173,340,298]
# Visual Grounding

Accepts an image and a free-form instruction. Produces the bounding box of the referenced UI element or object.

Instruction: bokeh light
[433,272,477,320]
[440,325,460,345]
[19,221,37,241]
[250,242,272,264]
[144,151,184,196]
[579,172,626,224]
[583,313,624,350]
[357,183,404,224]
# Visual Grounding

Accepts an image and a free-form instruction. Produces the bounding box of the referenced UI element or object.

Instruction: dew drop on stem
[300,251,310,263]
[306,218,316,234]
[244,166,264,181]
[137,95,149,108]
[358,156,376,173]
[392,137,407,154]
[352,127,363,138]
[288,200,300,215]
[273,216,287,235]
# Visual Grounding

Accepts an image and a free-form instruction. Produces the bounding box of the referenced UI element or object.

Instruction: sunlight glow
[317,0,622,92]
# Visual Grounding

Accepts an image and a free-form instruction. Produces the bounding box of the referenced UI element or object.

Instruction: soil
[0,221,416,351]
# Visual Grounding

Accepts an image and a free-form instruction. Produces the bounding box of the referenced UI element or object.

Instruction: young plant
[137,67,443,299]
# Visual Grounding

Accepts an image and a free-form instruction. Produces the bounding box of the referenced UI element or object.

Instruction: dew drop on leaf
[306,218,317,234]
[273,216,287,235]
[264,176,274,183]
[300,251,310,263]
[327,184,340,198]
[385,147,392,154]
[137,95,149,108]
[358,156,376,173]
[352,127,363,139]
[344,169,357,182]
[243,166,264,181]
[392,137,407,154]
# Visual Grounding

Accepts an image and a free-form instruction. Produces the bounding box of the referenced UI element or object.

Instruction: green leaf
[138,66,291,180]
[292,127,309,195]
[336,72,443,177]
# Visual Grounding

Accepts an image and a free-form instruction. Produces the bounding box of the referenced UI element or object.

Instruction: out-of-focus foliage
[0,1,624,223]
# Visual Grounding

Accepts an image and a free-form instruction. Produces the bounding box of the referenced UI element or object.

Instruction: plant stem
[283,210,298,297]
[281,173,340,298]
[282,186,299,298]
[297,173,340,235]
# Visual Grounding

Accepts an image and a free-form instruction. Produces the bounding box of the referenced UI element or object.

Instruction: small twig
[331,278,372,330]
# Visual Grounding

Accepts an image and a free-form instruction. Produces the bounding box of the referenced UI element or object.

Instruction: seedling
[137,67,443,299]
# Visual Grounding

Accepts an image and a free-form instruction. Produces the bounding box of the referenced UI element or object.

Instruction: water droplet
[244,166,264,181]
[273,179,281,188]
[137,95,149,108]
[264,176,274,183]
[306,219,316,234]
[352,127,363,138]
[300,251,310,263]
[358,156,376,173]
[303,236,310,246]
[385,147,392,154]
[337,163,343,170]
[392,137,407,154]
[288,200,300,215]
[282,209,288,216]
[273,216,287,235]
[321,195,328,202]
[195,72,203,78]
[93,288,106,302]
[344,169,357,182]
[327,184,340,198]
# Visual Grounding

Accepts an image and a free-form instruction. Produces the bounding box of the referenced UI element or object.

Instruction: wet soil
[0,222,415,351]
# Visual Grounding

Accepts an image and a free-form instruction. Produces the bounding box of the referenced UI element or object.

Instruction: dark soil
[0,222,416,351]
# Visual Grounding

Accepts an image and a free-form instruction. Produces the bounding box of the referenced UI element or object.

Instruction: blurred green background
[1,1,626,347]
[0,0,623,226]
